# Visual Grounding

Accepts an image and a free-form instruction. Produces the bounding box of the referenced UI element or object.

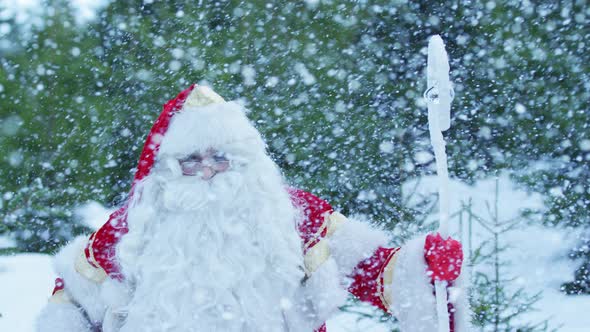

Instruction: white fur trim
[389,234,472,332]
[100,277,132,311]
[53,235,106,324]
[35,301,92,332]
[96,278,134,332]
[450,266,473,331]
[328,216,389,279]
[390,235,438,332]
[99,278,133,332]
[157,101,266,160]
[300,258,348,329]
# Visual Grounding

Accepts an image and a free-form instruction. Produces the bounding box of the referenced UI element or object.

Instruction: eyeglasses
[178,149,230,178]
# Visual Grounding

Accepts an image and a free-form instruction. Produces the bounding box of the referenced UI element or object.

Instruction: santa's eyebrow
[178,152,203,162]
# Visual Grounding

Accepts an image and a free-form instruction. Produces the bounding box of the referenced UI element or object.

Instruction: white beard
[113,155,305,332]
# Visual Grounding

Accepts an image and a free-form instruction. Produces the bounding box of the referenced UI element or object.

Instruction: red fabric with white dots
[348,247,399,312]
[133,84,196,186]
[51,278,65,295]
[287,188,333,253]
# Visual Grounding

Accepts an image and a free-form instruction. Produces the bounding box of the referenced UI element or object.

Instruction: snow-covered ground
[0,253,55,332]
[2,175,590,331]
[0,202,112,332]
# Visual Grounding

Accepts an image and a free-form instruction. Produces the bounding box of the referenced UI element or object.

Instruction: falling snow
[0,0,589,331]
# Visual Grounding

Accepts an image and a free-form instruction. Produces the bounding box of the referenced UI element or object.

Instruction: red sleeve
[85,206,129,280]
[52,277,65,295]
[348,246,400,313]
[288,188,333,253]
[349,247,457,331]
[48,277,73,304]
[288,188,397,312]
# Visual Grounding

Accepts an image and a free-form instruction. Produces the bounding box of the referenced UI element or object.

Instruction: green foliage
[471,242,550,332]
[0,0,108,252]
[561,242,590,295]
[462,182,552,332]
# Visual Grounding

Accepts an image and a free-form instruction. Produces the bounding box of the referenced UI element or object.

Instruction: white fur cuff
[36,302,92,332]
[449,267,473,331]
[390,235,438,332]
[53,235,106,323]
[328,216,389,278]
[389,235,472,331]
[302,258,348,328]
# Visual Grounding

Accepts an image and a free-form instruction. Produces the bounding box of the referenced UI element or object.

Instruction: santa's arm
[289,189,468,331]
[304,192,468,331]
[342,230,469,332]
[36,236,109,332]
[288,189,389,330]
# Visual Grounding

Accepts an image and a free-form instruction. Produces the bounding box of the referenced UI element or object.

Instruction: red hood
[86,84,196,280]
[133,84,196,186]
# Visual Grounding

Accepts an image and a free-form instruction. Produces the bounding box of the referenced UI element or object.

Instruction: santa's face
[150,149,245,213]
[177,148,230,180]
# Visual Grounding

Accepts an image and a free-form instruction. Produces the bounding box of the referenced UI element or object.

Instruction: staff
[425,34,454,332]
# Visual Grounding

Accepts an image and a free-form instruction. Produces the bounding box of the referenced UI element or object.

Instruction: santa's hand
[424,233,463,282]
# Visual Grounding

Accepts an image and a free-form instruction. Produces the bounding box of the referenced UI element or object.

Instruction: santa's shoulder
[287,188,334,246]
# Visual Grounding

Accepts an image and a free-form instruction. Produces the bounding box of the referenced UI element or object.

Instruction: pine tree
[0,0,107,252]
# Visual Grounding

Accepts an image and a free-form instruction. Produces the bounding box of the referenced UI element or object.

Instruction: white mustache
[159,171,244,212]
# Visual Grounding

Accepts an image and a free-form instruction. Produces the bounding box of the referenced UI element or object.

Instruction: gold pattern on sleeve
[378,249,399,311]
[48,289,73,304]
[325,211,348,237]
[75,247,108,283]
[301,211,349,277]
[302,219,329,253]
[303,239,330,276]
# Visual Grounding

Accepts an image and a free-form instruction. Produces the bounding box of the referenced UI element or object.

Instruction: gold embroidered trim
[325,211,348,237]
[184,86,225,107]
[48,289,72,304]
[86,235,99,268]
[301,211,349,277]
[75,247,108,283]
[303,239,330,276]
[378,249,399,311]
[303,216,329,253]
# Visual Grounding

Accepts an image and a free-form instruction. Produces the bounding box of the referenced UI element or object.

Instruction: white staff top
[425,34,454,332]
[426,35,453,132]
[425,34,453,238]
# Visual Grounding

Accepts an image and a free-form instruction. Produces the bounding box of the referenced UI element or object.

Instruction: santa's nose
[200,166,216,180]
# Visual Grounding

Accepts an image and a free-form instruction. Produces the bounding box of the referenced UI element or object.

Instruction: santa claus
[36,85,470,332]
